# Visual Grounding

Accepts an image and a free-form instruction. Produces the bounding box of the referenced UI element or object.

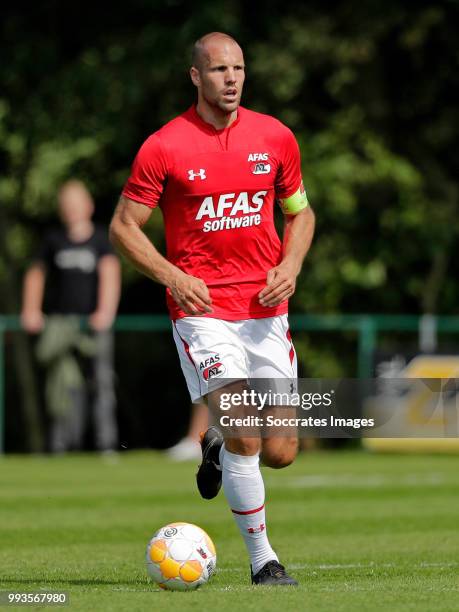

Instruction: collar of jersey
[189,104,242,134]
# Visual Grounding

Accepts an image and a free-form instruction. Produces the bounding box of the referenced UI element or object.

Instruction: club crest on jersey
[251,162,271,175]
[188,168,206,181]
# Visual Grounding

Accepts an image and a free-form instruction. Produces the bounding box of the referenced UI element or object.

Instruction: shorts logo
[251,162,271,175]
[200,354,226,381]
[188,168,206,181]
[202,362,226,381]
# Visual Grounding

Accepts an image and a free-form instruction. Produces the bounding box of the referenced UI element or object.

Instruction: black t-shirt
[36,225,114,315]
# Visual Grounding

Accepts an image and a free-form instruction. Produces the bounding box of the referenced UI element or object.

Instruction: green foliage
[246,3,459,317]
[1,1,459,379]
[2,0,458,315]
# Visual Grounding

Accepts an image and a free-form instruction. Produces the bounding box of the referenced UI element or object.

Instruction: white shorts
[172,315,297,402]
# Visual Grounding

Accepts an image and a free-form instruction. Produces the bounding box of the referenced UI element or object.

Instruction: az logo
[252,163,271,175]
[202,362,226,381]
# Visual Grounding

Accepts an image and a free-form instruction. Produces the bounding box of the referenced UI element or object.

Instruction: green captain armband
[279,181,309,215]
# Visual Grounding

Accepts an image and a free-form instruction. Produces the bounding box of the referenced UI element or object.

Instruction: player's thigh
[172,317,247,403]
[243,314,297,379]
[208,379,261,456]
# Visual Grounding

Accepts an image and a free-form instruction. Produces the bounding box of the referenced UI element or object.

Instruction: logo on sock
[248,523,265,534]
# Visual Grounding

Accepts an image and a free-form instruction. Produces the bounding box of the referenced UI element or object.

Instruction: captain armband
[279,181,309,215]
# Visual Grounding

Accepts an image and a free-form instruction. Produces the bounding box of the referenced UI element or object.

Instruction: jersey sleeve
[275,127,303,199]
[274,127,308,214]
[122,134,168,208]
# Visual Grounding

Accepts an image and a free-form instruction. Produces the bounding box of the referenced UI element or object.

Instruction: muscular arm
[109,196,212,315]
[258,206,315,307]
[21,263,46,333]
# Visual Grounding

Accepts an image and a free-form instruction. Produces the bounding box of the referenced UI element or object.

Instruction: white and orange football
[146,522,217,591]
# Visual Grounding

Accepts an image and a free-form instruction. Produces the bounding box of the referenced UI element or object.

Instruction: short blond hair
[58,179,91,198]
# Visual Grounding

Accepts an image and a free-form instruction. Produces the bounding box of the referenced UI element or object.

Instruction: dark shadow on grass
[0,577,149,586]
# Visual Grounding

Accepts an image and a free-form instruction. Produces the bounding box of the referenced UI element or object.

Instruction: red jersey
[122,105,303,321]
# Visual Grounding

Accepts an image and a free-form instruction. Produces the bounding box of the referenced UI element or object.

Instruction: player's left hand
[89,310,115,332]
[258,261,298,307]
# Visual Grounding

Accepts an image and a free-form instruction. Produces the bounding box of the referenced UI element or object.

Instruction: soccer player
[110,32,315,585]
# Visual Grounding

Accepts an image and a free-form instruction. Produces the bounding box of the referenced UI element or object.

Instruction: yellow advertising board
[363,356,459,453]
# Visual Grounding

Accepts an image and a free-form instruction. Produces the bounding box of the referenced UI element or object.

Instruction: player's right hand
[169,272,213,316]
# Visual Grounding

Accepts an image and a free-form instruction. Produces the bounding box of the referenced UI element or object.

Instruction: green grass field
[0,450,458,611]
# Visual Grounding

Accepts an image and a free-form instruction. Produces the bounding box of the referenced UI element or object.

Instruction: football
[146,522,217,591]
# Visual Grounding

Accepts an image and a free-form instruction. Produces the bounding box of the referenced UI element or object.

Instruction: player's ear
[190,66,200,87]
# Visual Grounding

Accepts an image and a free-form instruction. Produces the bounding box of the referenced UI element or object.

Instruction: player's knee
[224,437,261,457]
[261,437,298,469]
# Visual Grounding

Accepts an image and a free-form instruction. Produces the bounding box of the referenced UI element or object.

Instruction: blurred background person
[165,401,209,461]
[21,180,121,453]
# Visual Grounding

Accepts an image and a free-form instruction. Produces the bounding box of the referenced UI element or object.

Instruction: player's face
[58,186,94,226]
[194,42,245,114]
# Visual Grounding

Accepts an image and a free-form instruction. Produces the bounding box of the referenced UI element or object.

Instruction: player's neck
[195,101,238,131]
[66,220,94,243]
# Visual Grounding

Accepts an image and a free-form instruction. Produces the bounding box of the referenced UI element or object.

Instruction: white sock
[220,444,278,574]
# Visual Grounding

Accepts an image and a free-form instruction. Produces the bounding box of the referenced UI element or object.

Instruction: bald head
[190,32,245,123]
[192,32,242,71]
